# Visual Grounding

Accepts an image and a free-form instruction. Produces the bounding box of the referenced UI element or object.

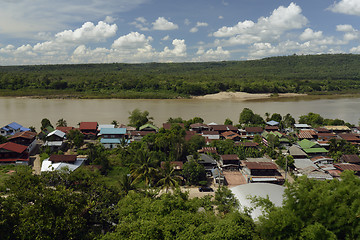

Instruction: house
[41,154,86,172]
[43,130,66,151]
[0,142,29,164]
[209,125,238,134]
[98,124,115,131]
[56,126,75,134]
[288,145,308,158]
[211,168,225,185]
[340,154,360,164]
[293,158,333,180]
[220,154,240,170]
[186,154,217,173]
[128,131,153,142]
[241,161,284,184]
[98,128,127,149]
[79,122,98,139]
[139,123,158,132]
[265,125,279,132]
[310,156,334,165]
[294,124,311,130]
[189,123,209,133]
[297,139,328,156]
[7,131,37,154]
[201,131,220,140]
[334,163,360,176]
[338,133,360,144]
[324,125,351,134]
[0,122,30,136]
[243,127,263,139]
[221,131,241,141]
[297,130,317,140]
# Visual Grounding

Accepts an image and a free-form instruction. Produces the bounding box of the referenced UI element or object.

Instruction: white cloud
[105,16,116,24]
[329,0,360,16]
[300,28,323,41]
[112,32,152,49]
[350,45,360,53]
[152,17,179,30]
[336,24,355,32]
[0,0,148,36]
[213,3,308,46]
[131,17,150,31]
[218,16,224,19]
[160,39,186,58]
[193,46,230,61]
[190,22,209,33]
[184,19,191,25]
[161,35,170,41]
[55,21,117,43]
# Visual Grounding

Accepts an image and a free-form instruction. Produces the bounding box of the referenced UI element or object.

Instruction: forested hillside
[1,54,360,98]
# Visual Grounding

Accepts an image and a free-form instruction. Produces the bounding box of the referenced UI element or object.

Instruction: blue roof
[20,127,30,132]
[99,128,126,135]
[100,138,121,144]
[7,122,23,130]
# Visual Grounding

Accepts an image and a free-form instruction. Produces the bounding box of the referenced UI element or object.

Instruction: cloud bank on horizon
[0,0,360,65]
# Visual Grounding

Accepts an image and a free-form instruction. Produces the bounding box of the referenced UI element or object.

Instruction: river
[0,96,359,130]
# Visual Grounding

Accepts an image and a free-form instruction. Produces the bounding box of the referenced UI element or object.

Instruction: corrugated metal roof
[49,154,77,163]
[335,163,360,171]
[99,128,126,135]
[47,129,66,138]
[0,142,27,153]
[79,122,98,130]
[244,161,278,170]
[100,138,121,144]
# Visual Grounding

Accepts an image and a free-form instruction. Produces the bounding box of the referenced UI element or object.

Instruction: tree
[67,129,84,148]
[56,118,67,127]
[130,149,159,186]
[41,118,53,130]
[128,108,153,130]
[214,186,239,214]
[270,113,282,123]
[111,120,118,127]
[157,161,181,193]
[224,118,233,125]
[256,171,360,240]
[239,108,254,125]
[182,158,206,185]
[283,113,295,128]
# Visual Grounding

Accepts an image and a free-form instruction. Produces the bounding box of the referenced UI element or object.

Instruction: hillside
[1,54,360,98]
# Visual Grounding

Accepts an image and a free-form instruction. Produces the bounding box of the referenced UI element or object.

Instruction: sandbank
[192,92,307,100]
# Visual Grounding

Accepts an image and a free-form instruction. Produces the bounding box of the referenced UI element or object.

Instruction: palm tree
[130,149,158,186]
[157,161,182,193]
[111,120,119,127]
[56,118,67,127]
[118,174,137,196]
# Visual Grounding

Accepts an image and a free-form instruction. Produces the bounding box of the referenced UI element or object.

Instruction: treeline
[1,54,360,98]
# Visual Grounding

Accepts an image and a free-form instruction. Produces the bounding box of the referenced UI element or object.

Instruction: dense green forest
[1,54,360,98]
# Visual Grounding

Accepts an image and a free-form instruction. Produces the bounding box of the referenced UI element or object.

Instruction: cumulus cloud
[190,22,209,33]
[131,17,150,31]
[194,46,230,61]
[160,39,186,58]
[300,28,323,41]
[336,24,360,42]
[336,24,355,32]
[152,17,179,30]
[112,32,152,49]
[55,21,117,43]
[350,45,360,53]
[213,3,308,46]
[329,0,360,16]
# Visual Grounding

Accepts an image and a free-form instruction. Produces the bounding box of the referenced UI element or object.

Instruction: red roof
[79,122,98,130]
[334,163,360,171]
[8,131,36,140]
[244,127,263,133]
[202,131,219,135]
[244,161,278,170]
[56,126,74,134]
[297,130,316,139]
[0,142,27,153]
[221,154,240,161]
[49,154,77,163]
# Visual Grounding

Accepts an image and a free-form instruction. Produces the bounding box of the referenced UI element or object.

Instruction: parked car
[198,186,214,192]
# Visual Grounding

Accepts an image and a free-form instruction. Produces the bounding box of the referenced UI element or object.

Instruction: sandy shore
[192,92,306,100]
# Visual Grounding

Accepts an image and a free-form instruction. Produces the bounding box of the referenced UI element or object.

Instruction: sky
[1,0,360,65]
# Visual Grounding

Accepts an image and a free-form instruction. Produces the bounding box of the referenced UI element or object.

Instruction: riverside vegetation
[1,109,360,239]
[1,54,360,98]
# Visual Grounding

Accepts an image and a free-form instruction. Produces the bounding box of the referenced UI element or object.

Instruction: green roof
[298,139,318,149]
[303,148,328,153]
[139,123,159,131]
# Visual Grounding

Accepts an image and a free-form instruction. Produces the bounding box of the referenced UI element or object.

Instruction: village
[1,108,360,196]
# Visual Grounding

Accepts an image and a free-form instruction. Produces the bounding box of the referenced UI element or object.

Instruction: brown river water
[0,96,359,130]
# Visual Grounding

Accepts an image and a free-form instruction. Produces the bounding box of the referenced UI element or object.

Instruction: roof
[298,139,318,149]
[210,125,238,131]
[187,154,217,165]
[49,154,77,163]
[311,156,334,163]
[231,183,285,219]
[0,142,27,153]
[244,127,263,133]
[162,123,185,130]
[338,134,360,142]
[265,126,279,131]
[79,122,98,130]
[302,148,328,154]
[288,145,307,157]
[324,126,351,131]
[8,131,36,140]
[294,124,311,128]
[198,147,217,154]
[314,127,330,133]
[202,131,219,135]
[340,154,360,164]
[221,131,241,139]
[297,130,316,139]
[266,120,279,126]
[243,161,278,170]
[44,141,64,147]
[6,122,23,130]
[47,129,66,138]
[294,159,318,170]
[98,124,115,130]
[100,138,121,144]
[56,126,74,134]
[139,123,159,131]
[99,128,126,135]
[189,123,209,129]
[221,154,240,161]
[334,163,360,171]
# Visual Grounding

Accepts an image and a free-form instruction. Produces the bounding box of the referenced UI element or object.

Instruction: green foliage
[257,171,360,240]
[214,186,239,214]
[41,118,53,130]
[328,138,359,161]
[128,108,153,130]
[67,129,84,148]
[239,108,264,126]
[182,158,206,185]
[224,118,233,125]
[56,118,67,127]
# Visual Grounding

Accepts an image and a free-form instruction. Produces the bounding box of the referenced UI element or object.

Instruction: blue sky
[1,0,360,65]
